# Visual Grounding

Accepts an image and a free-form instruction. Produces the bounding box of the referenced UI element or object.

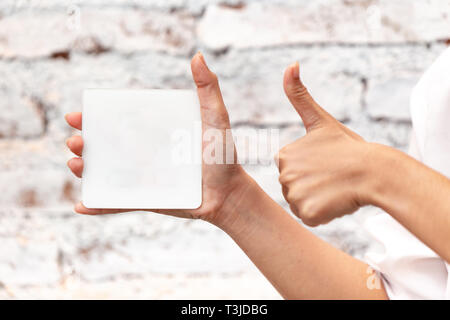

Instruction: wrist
[362,143,407,208]
[208,171,262,236]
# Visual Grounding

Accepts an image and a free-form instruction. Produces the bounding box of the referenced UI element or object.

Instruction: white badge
[82,89,202,209]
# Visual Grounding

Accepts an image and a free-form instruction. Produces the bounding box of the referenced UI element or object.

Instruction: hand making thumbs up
[276,62,378,226]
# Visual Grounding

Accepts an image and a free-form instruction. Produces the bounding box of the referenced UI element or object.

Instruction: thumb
[191,52,231,130]
[283,62,331,131]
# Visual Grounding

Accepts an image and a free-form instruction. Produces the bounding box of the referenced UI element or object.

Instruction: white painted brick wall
[0,0,449,299]
[0,8,195,58]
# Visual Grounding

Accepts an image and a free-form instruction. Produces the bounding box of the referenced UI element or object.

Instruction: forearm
[213,173,387,300]
[368,144,450,263]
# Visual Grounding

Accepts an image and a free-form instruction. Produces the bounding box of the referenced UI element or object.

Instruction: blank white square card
[82,89,202,209]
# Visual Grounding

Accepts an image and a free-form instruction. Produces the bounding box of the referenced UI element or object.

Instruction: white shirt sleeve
[363,47,450,300]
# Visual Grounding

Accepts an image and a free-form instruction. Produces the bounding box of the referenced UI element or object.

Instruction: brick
[198,1,450,51]
[366,77,419,121]
[0,139,76,208]
[0,94,46,139]
[347,114,412,148]
[0,8,195,59]
[0,169,76,208]
[0,0,246,15]
[0,238,60,286]
[219,74,362,124]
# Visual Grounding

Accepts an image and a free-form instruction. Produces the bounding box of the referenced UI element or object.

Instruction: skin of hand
[278,62,450,264]
[66,52,252,226]
[276,62,376,226]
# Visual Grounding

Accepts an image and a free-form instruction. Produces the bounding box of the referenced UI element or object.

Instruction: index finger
[65,112,82,130]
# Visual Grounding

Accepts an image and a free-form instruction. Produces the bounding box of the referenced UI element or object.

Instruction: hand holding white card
[65,53,247,221]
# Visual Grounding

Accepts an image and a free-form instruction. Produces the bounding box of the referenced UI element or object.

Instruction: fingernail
[292,61,299,79]
[66,138,71,148]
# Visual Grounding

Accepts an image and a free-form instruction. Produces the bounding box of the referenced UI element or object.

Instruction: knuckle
[289,203,300,217]
[287,195,303,218]
[276,150,285,162]
[299,202,321,227]
[287,189,301,204]
[302,218,320,227]
[279,145,290,157]
[278,173,289,185]
[210,72,219,85]
[276,145,292,166]
[196,72,219,89]
[275,153,288,171]
[288,83,309,99]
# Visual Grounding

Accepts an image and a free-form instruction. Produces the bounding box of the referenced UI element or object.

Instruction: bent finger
[66,135,83,156]
[65,112,82,130]
[74,202,132,215]
[67,157,83,178]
